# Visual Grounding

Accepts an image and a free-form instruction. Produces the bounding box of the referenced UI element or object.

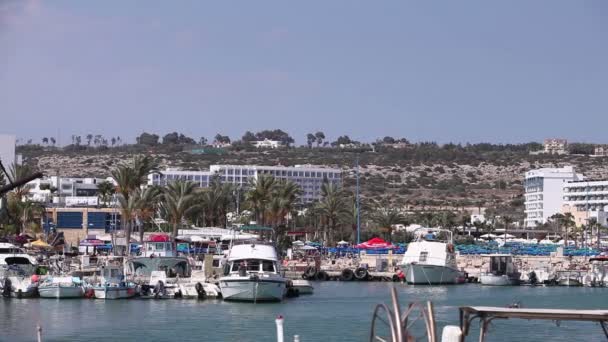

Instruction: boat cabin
[99,265,125,284]
[225,243,280,276]
[142,235,175,257]
[488,255,516,276]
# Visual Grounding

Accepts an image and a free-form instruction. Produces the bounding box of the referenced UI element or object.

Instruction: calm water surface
[1,283,607,341]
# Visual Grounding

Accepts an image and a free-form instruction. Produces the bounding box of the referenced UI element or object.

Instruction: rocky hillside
[19,144,608,214]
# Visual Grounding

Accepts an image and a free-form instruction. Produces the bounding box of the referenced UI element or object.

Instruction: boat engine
[2,278,11,297]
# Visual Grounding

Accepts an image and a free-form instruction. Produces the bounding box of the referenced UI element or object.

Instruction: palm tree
[562,213,575,247]
[110,156,157,252]
[502,215,514,240]
[9,164,35,201]
[371,202,404,242]
[193,180,234,227]
[315,182,350,245]
[134,186,162,243]
[267,180,301,245]
[244,174,276,226]
[115,191,140,249]
[163,180,198,241]
[97,181,115,207]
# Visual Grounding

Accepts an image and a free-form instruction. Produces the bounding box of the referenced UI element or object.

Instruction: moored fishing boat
[38,276,84,298]
[220,241,287,302]
[400,228,460,285]
[92,264,137,299]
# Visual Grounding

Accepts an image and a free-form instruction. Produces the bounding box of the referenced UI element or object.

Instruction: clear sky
[1,1,607,145]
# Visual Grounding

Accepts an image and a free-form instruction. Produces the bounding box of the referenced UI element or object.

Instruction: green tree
[306,133,316,148]
[162,180,198,241]
[245,174,276,226]
[110,156,157,252]
[136,132,159,146]
[314,131,325,147]
[371,202,404,242]
[97,181,115,207]
[134,186,162,242]
[315,182,350,245]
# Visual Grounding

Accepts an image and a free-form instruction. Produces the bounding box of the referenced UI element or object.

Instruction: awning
[240,225,273,231]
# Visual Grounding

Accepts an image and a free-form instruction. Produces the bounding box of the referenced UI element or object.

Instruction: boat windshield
[231,259,275,273]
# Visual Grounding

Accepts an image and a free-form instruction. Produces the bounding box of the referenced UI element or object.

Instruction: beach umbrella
[337,240,349,245]
[30,239,51,248]
[292,240,305,246]
[301,245,317,250]
[498,233,515,238]
[356,237,395,249]
[480,234,496,239]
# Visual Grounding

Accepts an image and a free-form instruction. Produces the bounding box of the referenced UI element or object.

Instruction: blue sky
[1,1,607,145]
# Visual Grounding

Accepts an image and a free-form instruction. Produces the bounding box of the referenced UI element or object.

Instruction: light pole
[356,155,361,245]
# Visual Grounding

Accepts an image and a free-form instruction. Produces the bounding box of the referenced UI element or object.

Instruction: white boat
[0,246,40,298]
[38,277,84,298]
[128,236,221,299]
[219,242,287,302]
[92,264,137,299]
[585,257,608,287]
[290,279,314,294]
[400,228,460,285]
[480,254,520,286]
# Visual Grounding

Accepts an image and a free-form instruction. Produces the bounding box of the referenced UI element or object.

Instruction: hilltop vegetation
[16,131,608,224]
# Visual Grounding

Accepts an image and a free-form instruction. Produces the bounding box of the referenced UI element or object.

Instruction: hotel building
[524,166,583,228]
[148,164,342,204]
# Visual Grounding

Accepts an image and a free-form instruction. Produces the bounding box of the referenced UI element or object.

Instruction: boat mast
[356,155,361,245]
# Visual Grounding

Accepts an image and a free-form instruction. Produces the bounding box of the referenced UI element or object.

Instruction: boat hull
[558,278,583,287]
[39,285,84,298]
[93,286,137,299]
[290,279,314,294]
[480,274,520,286]
[404,264,459,285]
[220,279,286,301]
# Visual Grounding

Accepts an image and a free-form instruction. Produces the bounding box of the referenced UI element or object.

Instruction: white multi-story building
[563,180,608,227]
[524,166,583,228]
[253,139,281,149]
[149,164,342,204]
[543,138,568,155]
[0,134,16,170]
[26,176,112,207]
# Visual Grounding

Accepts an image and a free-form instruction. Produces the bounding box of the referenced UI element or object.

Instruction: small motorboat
[290,279,314,295]
[92,264,137,299]
[0,261,39,298]
[480,255,521,286]
[555,271,584,287]
[39,276,84,299]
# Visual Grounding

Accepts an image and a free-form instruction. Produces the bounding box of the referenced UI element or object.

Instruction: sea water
[1,282,607,341]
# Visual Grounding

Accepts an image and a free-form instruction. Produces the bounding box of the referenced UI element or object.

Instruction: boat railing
[369,287,437,342]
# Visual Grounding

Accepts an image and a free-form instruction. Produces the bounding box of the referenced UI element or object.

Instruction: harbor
[2,282,608,342]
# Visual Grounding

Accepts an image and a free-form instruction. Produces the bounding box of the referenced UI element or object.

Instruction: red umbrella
[356,237,395,249]
[148,234,171,242]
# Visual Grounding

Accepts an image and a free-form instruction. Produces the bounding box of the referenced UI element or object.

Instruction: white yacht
[38,276,84,298]
[400,228,460,285]
[219,242,287,302]
[480,254,520,286]
[0,243,39,298]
